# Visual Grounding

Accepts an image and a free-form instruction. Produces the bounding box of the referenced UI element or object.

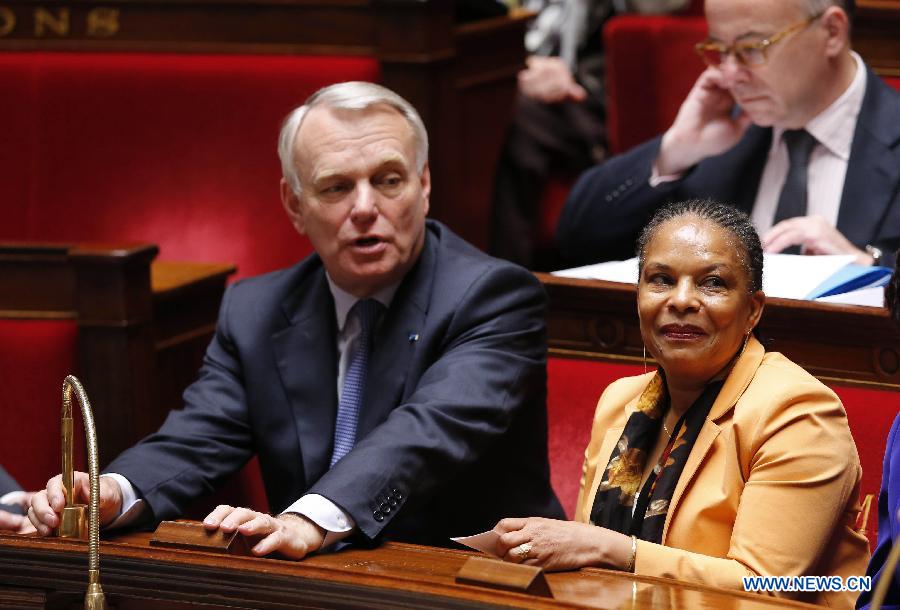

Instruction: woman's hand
[493,517,633,572]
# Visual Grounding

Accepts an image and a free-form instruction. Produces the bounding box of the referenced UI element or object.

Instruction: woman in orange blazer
[494,200,869,609]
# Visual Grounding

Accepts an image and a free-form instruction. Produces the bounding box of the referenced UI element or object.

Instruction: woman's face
[638,216,765,388]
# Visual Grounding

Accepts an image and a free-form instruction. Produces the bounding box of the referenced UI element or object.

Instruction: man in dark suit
[557,0,900,268]
[0,465,32,533]
[29,82,563,557]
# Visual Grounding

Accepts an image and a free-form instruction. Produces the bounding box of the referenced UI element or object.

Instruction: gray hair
[805,0,851,17]
[278,81,429,196]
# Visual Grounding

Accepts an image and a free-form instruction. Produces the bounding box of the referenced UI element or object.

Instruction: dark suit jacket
[0,465,23,515]
[107,220,563,545]
[557,66,900,268]
[858,414,900,610]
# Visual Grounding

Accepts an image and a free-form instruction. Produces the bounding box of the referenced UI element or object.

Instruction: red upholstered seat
[0,320,82,490]
[0,52,380,279]
[547,357,645,517]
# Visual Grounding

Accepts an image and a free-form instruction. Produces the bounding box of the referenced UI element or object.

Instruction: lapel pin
[408,332,420,343]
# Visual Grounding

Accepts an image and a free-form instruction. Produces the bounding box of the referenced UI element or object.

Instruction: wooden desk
[538,274,900,391]
[0,532,819,609]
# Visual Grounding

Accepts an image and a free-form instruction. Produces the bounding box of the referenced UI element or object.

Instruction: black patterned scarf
[588,370,725,543]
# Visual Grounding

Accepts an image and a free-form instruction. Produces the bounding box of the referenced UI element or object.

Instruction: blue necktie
[330,298,384,466]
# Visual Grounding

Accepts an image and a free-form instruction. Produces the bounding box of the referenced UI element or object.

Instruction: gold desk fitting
[57,375,107,610]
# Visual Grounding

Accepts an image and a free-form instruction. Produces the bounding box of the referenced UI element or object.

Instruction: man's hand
[762,216,872,264]
[493,517,632,572]
[518,56,587,105]
[203,505,326,560]
[27,472,124,536]
[0,509,36,534]
[656,67,753,176]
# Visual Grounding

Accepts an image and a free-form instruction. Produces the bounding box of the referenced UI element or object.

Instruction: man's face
[704,0,836,129]
[281,105,430,298]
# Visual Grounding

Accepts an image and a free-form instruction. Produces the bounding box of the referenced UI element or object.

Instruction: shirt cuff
[102,472,147,529]
[283,494,356,549]
[649,162,684,187]
[0,490,27,508]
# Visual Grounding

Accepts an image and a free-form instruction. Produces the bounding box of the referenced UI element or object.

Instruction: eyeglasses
[694,13,822,68]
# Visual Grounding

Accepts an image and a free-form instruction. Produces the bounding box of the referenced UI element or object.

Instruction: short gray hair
[278,81,429,195]
[805,0,849,17]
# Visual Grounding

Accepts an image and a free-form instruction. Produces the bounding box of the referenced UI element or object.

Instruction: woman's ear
[747,290,766,334]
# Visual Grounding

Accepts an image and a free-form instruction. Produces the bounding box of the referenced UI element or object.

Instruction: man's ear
[420,163,431,217]
[821,6,850,58]
[280,178,307,235]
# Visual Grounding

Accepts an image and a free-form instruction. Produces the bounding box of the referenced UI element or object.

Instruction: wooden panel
[0,242,234,465]
[0,532,821,609]
[855,0,900,77]
[538,273,900,391]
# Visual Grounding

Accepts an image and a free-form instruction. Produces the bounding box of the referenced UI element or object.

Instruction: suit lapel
[358,230,436,437]
[837,69,900,247]
[662,338,765,541]
[272,269,338,489]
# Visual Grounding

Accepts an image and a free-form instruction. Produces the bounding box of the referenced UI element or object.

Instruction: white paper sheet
[815,286,887,307]
[551,258,639,284]
[760,253,856,300]
[551,254,859,301]
[451,529,500,557]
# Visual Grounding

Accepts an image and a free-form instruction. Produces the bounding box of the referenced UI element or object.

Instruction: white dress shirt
[751,51,867,235]
[107,273,399,551]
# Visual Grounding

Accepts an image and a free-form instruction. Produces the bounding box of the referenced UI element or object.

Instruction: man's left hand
[203,505,326,559]
[762,216,873,264]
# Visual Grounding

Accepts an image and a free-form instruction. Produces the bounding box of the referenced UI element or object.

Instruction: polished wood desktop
[0,531,821,609]
[537,274,900,391]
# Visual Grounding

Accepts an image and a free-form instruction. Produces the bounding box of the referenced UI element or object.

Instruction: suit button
[605,195,613,202]
[389,498,398,507]
[394,492,403,501]
[373,511,384,522]
[380,503,390,512]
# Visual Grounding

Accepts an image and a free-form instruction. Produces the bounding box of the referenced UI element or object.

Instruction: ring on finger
[513,542,533,560]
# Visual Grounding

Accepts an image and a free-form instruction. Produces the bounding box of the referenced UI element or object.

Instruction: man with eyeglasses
[557,0,900,269]
[29,81,564,557]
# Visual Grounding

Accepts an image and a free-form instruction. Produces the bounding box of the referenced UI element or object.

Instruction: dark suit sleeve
[857,414,900,610]
[556,137,684,265]
[104,285,255,520]
[308,263,552,540]
[0,465,24,515]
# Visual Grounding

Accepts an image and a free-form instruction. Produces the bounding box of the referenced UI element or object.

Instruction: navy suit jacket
[0,465,23,515]
[858,414,900,610]
[557,66,900,268]
[107,220,563,545]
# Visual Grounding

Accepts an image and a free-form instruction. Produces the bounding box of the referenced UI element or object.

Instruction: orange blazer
[575,337,870,609]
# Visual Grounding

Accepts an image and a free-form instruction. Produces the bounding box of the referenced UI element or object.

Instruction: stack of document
[553,254,892,307]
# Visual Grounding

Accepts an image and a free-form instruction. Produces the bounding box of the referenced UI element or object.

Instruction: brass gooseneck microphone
[57,375,107,610]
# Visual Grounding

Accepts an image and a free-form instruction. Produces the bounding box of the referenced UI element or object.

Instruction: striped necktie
[330,298,384,466]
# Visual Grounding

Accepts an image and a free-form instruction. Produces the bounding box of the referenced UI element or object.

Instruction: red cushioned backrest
[547,357,645,518]
[0,319,84,490]
[0,52,380,279]
[604,15,707,154]
[828,384,898,548]
[886,76,900,92]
